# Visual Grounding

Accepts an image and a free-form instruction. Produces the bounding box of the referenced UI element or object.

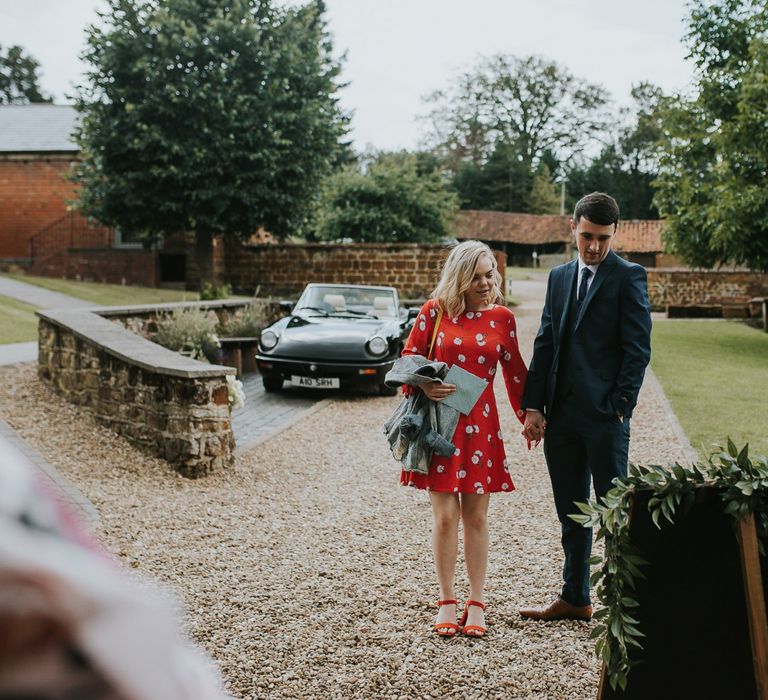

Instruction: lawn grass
[2,273,198,306]
[0,295,40,344]
[651,319,768,458]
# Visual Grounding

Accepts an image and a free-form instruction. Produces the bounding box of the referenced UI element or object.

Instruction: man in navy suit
[519,192,652,621]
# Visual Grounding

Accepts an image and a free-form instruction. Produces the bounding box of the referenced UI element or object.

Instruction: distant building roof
[612,219,665,254]
[453,210,571,245]
[0,104,78,153]
[454,209,665,253]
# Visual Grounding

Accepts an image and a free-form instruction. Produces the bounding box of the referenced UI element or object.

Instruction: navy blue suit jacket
[522,251,652,421]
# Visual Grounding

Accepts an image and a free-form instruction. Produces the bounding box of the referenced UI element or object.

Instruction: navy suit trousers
[543,396,630,607]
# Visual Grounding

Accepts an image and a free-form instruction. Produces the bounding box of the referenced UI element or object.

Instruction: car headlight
[367,336,388,356]
[260,329,279,350]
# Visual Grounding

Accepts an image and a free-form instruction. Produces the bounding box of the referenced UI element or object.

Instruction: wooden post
[737,513,768,700]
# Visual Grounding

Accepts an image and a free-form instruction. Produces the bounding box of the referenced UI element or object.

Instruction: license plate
[291,375,340,389]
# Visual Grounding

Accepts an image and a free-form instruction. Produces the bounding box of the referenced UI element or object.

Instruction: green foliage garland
[570,440,768,691]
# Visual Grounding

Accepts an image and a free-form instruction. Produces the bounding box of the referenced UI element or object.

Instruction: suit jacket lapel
[575,251,619,330]
[558,261,577,340]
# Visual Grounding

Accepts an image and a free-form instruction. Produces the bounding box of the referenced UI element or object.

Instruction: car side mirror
[407,307,420,321]
[279,300,294,314]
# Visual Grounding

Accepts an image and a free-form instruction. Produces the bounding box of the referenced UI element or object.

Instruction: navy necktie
[577,267,592,307]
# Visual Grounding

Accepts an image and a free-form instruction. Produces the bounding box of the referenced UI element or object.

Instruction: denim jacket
[383,355,461,475]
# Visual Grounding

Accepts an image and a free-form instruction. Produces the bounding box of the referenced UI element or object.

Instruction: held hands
[420,381,456,402]
[522,410,546,447]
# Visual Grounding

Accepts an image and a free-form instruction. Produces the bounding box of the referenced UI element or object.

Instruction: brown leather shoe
[519,597,592,621]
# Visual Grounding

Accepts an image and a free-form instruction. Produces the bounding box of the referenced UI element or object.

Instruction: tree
[0,45,52,103]
[315,152,458,243]
[421,54,610,176]
[72,0,348,288]
[528,164,561,215]
[451,139,533,212]
[654,0,768,270]
[566,83,664,219]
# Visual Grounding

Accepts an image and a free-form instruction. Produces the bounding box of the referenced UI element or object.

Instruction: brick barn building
[452,209,676,268]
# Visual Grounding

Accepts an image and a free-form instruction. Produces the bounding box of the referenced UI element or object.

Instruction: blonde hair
[431,240,503,318]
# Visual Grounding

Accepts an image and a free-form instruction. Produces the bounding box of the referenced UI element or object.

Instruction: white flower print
[429,307,436,318]
[489,367,497,376]
[465,425,474,435]
[454,447,461,456]
[487,434,493,442]
[474,483,485,494]
[502,482,510,490]
[496,344,501,353]
[513,375,521,383]
[475,311,482,318]
[497,430,503,440]
[487,475,492,485]
[453,487,459,493]
[478,355,486,365]
[471,449,483,465]
[454,337,462,345]
[458,353,466,363]
[504,352,511,361]
[451,317,459,324]
[490,320,496,328]
[458,469,467,478]
[419,321,426,331]
[516,409,525,417]
[437,464,445,473]
[509,330,516,338]
[482,402,490,418]
[466,311,475,319]
[487,459,493,468]
[475,333,487,347]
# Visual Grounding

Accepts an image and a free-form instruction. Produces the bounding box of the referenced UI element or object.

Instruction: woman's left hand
[420,381,456,401]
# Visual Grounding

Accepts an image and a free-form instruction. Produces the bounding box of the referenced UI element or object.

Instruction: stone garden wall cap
[36,308,236,379]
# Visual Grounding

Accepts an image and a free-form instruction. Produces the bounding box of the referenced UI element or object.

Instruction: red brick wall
[0,155,79,259]
[224,242,498,299]
[30,248,159,287]
[646,268,768,311]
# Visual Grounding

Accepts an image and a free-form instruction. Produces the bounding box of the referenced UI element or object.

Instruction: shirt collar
[577,256,601,277]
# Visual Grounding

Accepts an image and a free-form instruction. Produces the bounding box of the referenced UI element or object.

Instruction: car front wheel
[262,375,283,393]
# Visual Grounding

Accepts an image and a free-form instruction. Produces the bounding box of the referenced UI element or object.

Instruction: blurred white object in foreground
[0,433,230,700]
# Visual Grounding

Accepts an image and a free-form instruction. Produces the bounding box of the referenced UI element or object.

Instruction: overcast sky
[0,0,696,151]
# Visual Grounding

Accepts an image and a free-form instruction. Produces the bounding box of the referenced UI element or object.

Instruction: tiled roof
[453,210,571,244]
[612,219,665,253]
[0,104,78,153]
[453,209,664,253]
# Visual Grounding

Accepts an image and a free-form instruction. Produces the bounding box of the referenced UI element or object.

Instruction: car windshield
[295,286,398,318]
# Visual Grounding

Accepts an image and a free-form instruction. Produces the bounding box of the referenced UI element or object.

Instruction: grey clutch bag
[439,364,488,415]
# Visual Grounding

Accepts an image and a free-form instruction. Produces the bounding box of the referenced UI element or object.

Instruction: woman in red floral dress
[400,241,527,638]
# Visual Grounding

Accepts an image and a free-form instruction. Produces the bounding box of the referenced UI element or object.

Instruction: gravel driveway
[0,275,694,700]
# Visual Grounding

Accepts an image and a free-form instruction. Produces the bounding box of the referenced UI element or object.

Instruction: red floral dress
[400,299,527,494]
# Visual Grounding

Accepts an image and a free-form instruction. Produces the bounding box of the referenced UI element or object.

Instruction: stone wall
[646,268,768,312]
[37,307,236,478]
[30,247,160,287]
[224,242,454,299]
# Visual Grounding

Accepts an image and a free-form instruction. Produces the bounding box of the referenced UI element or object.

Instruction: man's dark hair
[573,192,620,227]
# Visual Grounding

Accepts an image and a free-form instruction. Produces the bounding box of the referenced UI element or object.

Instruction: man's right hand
[523,410,546,442]
[420,381,456,401]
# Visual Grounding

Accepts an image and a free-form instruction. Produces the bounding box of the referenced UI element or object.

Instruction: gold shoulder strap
[427,304,443,360]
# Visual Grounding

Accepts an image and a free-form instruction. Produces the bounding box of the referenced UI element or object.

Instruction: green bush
[200,283,232,301]
[154,307,220,361]
[220,302,272,338]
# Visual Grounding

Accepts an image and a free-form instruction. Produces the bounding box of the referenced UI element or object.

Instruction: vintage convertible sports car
[255,283,417,395]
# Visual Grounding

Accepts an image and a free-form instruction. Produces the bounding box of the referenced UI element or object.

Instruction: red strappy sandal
[459,599,487,638]
[434,599,459,637]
